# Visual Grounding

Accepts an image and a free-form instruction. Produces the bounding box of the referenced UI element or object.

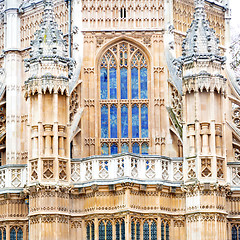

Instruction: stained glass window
[122,143,129,153]
[121,67,128,99]
[91,222,95,240]
[151,221,157,240]
[0,230,2,240]
[132,105,139,138]
[232,226,237,240]
[101,143,109,155]
[99,42,149,155]
[121,105,128,138]
[136,222,140,240]
[87,224,90,240]
[140,67,148,99]
[110,105,117,138]
[100,68,107,99]
[17,229,23,240]
[131,221,135,240]
[101,105,108,138]
[99,222,105,240]
[131,67,138,99]
[110,67,117,99]
[3,230,5,240]
[111,143,118,155]
[143,221,149,240]
[132,143,140,154]
[142,143,149,155]
[166,223,169,240]
[161,222,164,240]
[141,104,148,138]
[121,220,125,240]
[106,221,112,240]
[116,222,120,240]
[10,229,16,240]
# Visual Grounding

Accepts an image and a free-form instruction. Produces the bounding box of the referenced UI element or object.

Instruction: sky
[230,0,240,31]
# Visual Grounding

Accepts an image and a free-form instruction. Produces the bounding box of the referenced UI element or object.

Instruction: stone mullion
[139,104,142,143]
[157,216,161,240]
[118,103,121,152]
[140,219,143,240]
[94,217,98,240]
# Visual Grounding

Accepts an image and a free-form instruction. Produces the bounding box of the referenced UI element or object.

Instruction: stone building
[0,0,239,239]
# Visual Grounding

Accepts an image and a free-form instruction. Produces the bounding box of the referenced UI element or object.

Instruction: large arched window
[99,220,112,240]
[100,41,149,155]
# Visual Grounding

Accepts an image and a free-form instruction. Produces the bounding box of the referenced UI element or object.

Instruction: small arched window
[131,219,140,240]
[100,42,149,155]
[232,226,237,240]
[143,221,149,239]
[10,227,23,240]
[0,228,6,240]
[86,222,95,240]
[151,221,157,240]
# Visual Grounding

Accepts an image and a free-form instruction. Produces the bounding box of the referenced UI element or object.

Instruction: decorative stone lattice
[0,169,5,188]
[145,159,156,179]
[232,104,240,129]
[217,159,224,179]
[173,162,183,181]
[71,163,81,182]
[170,85,182,122]
[59,160,67,180]
[99,160,109,179]
[201,159,212,177]
[232,167,240,185]
[187,159,196,179]
[131,158,138,177]
[11,169,21,187]
[85,161,92,180]
[162,160,169,180]
[69,89,79,122]
[117,158,124,177]
[42,159,54,179]
[234,147,240,161]
[30,160,38,181]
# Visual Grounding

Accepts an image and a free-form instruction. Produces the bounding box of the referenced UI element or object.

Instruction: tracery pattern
[100,41,149,155]
[170,85,182,122]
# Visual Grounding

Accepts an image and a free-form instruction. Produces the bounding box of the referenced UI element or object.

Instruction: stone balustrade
[71,154,184,186]
[0,164,27,191]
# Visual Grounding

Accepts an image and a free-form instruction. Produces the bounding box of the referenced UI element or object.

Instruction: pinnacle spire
[42,0,55,24]
[194,0,204,9]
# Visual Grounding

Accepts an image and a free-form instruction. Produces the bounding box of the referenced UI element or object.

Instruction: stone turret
[181,1,228,239]
[25,1,74,239]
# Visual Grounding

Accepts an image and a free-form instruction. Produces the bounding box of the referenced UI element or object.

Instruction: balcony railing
[71,154,183,185]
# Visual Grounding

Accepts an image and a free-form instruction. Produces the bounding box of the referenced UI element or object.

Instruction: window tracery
[98,220,113,240]
[10,227,23,240]
[86,221,95,240]
[100,41,149,155]
[0,228,6,240]
[131,219,140,240]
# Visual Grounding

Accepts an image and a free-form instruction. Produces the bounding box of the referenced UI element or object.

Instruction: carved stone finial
[194,0,204,8]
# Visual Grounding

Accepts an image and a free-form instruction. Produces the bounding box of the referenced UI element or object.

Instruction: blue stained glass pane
[101,68,108,99]
[0,230,2,240]
[232,226,237,240]
[161,223,164,240]
[121,67,128,99]
[99,222,105,240]
[17,229,23,240]
[110,105,117,138]
[91,223,95,240]
[106,222,112,240]
[136,222,140,240]
[166,223,169,240]
[3,230,6,240]
[140,67,147,99]
[151,221,157,240]
[132,143,140,154]
[131,67,138,99]
[141,104,148,138]
[116,222,120,240]
[121,220,125,240]
[142,143,149,155]
[101,105,108,138]
[143,222,149,240]
[101,143,109,155]
[111,143,118,155]
[121,105,128,138]
[110,67,117,99]
[122,143,129,153]
[10,229,16,240]
[132,105,139,138]
[131,221,135,240]
[87,224,90,240]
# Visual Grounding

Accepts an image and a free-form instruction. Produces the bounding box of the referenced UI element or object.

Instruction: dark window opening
[120,7,126,19]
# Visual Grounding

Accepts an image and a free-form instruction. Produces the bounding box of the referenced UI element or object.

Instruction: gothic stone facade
[0,0,239,239]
